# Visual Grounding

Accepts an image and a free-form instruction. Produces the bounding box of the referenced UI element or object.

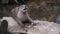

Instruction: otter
[11,5,33,27]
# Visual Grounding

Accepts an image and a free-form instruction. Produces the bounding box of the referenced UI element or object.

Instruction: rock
[1,17,60,34]
[1,17,26,33]
[27,20,60,34]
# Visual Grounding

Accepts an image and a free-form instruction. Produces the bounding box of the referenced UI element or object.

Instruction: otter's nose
[23,7,28,13]
[23,6,28,10]
[24,7,27,10]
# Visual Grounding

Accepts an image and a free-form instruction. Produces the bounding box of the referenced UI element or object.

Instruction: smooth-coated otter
[11,5,33,27]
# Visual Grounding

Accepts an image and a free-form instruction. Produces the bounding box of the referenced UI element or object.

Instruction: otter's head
[16,5,29,19]
[11,5,29,17]
[18,5,28,14]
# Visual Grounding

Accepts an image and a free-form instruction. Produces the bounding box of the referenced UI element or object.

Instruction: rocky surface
[27,20,60,34]
[1,17,60,34]
[1,17,26,33]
